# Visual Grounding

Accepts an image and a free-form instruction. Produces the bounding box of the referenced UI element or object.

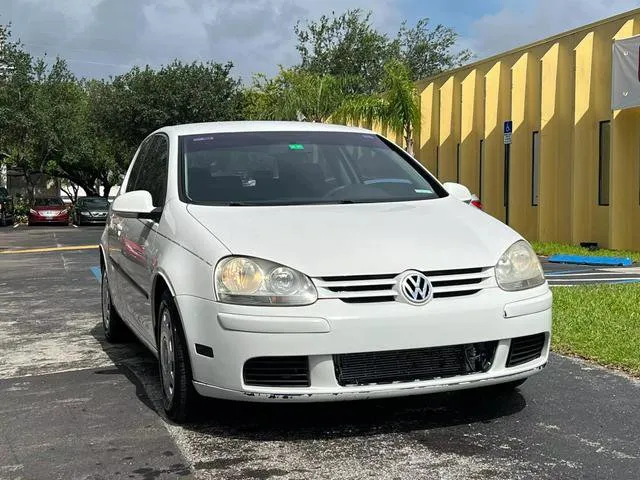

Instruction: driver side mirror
[442,182,473,203]
[111,190,159,220]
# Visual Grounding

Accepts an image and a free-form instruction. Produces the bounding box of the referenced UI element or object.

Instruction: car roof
[156,121,373,137]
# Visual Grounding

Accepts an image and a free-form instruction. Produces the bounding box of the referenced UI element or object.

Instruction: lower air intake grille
[243,356,310,387]
[506,334,546,367]
[334,342,497,387]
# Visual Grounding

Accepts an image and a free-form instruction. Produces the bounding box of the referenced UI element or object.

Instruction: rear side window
[128,135,169,207]
[126,139,152,193]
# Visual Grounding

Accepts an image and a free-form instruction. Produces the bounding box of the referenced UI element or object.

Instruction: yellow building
[410,9,640,250]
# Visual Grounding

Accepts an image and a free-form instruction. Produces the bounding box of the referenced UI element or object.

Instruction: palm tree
[334,60,420,155]
[245,68,351,123]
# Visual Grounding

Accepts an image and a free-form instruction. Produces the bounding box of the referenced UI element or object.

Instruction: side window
[126,139,152,193]
[131,135,169,207]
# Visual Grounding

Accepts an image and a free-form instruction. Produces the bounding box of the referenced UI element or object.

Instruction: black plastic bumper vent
[334,342,497,386]
[507,333,546,367]
[243,356,310,387]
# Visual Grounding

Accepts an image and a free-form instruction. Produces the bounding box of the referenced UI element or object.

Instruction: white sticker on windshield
[415,189,431,193]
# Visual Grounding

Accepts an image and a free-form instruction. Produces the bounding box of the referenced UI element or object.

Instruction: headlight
[215,256,317,306]
[495,240,545,291]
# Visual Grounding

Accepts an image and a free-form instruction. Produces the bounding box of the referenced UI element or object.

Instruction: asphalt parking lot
[1,225,639,480]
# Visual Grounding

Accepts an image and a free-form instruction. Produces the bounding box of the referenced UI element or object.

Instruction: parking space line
[545,269,596,276]
[0,245,98,254]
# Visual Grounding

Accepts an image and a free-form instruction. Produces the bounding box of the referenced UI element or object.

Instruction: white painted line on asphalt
[548,271,640,277]
[12,223,19,229]
[549,277,640,282]
[72,224,78,228]
[601,267,640,273]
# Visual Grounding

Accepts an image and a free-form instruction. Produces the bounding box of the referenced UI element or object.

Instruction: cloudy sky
[2,0,639,81]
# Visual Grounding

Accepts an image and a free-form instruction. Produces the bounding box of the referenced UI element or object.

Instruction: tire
[101,268,126,342]
[158,291,198,423]
[0,212,5,227]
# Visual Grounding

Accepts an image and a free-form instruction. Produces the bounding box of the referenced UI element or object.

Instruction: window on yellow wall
[599,121,611,206]
[479,139,484,201]
[532,131,540,206]
[456,143,461,183]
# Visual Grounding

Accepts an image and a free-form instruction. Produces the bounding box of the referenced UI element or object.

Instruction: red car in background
[28,197,70,226]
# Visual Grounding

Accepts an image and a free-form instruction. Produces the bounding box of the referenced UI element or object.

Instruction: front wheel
[158,291,198,423]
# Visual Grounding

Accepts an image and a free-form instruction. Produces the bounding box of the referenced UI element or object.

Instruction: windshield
[180,131,443,205]
[82,197,109,207]
[34,198,64,207]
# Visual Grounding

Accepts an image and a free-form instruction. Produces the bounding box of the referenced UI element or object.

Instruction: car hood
[186,198,522,277]
[81,206,109,212]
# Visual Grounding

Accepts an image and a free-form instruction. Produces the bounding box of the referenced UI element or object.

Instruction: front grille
[506,334,546,367]
[243,356,310,387]
[334,341,497,386]
[314,267,493,303]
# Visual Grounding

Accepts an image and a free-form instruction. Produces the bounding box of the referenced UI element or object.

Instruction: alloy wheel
[101,273,111,331]
[160,309,176,404]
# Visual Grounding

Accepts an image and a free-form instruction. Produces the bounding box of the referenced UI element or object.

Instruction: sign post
[503,121,512,225]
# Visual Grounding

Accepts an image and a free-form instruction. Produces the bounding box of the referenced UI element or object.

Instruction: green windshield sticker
[288,143,304,150]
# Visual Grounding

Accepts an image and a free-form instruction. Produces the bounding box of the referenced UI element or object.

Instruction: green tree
[93,60,245,168]
[334,60,420,155]
[294,10,472,91]
[294,9,393,94]
[0,26,115,200]
[395,18,472,81]
[0,25,41,198]
[245,68,351,122]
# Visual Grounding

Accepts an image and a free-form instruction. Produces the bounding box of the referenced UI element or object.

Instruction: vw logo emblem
[398,271,432,305]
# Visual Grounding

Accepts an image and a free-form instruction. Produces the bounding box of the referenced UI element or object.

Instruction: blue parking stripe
[90,266,102,283]
[547,254,633,266]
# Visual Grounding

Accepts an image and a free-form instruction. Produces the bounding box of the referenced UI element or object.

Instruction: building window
[532,131,540,206]
[479,139,484,201]
[456,143,461,183]
[599,121,611,206]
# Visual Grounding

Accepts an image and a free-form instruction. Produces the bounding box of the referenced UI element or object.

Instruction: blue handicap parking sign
[504,120,513,134]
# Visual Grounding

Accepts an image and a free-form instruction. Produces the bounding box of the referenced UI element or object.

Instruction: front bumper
[79,215,107,224]
[176,285,552,402]
[29,214,69,224]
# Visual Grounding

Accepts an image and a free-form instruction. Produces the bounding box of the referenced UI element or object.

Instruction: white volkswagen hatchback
[100,121,551,423]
